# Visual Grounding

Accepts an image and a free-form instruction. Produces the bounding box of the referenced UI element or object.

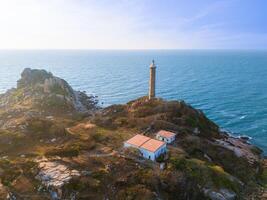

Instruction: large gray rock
[36,158,80,199]
[204,188,236,200]
[2,68,98,113]
[215,137,260,165]
[18,68,53,88]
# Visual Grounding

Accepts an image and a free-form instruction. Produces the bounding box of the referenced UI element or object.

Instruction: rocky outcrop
[93,96,264,199]
[17,68,53,88]
[0,68,98,113]
[204,188,236,200]
[215,136,261,165]
[18,68,98,112]
[95,97,220,138]
[36,158,80,199]
[0,68,99,130]
[0,70,265,199]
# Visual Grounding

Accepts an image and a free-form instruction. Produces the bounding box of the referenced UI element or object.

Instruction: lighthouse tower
[149,60,156,100]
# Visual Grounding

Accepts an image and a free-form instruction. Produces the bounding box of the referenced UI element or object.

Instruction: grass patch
[26,117,67,138]
[260,168,267,188]
[44,141,89,157]
[170,157,241,193]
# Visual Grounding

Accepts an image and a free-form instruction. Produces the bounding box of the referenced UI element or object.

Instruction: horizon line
[0,48,267,51]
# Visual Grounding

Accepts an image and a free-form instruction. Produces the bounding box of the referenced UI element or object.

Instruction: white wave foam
[240,115,246,119]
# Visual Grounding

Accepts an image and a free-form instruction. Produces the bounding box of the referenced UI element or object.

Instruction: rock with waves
[0,68,98,130]
[0,69,266,200]
[92,97,264,199]
[1,68,98,113]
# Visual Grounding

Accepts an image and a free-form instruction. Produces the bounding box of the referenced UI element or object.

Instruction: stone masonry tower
[149,60,156,99]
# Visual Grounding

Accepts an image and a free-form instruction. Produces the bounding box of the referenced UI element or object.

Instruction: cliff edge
[0,68,98,130]
[0,69,265,200]
[1,68,98,113]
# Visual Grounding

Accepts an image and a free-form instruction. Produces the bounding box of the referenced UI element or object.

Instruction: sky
[0,0,266,49]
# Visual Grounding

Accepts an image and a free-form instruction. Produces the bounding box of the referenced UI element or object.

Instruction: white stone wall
[156,134,175,144]
[140,143,166,161]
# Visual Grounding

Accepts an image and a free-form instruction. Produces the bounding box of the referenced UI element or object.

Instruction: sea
[0,50,266,154]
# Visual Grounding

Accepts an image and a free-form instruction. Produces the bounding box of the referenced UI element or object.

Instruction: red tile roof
[140,139,165,153]
[125,134,166,153]
[125,134,150,147]
[157,130,176,139]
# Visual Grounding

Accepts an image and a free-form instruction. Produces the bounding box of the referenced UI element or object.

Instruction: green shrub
[26,118,66,138]
[156,154,165,162]
[45,148,79,157]
[91,169,108,180]
[0,161,22,186]
[116,184,154,200]
[250,146,263,155]
[186,116,197,127]
[170,157,241,192]
[45,142,84,157]
[260,168,267,188]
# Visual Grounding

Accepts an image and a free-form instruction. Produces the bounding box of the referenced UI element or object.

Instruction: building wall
[156,135,175,144]
[168,136,175,143]
[139,148,156,161]
[140,143,167,161]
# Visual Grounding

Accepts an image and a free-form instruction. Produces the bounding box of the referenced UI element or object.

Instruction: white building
[124,134,167,161]
[156,130,176,144]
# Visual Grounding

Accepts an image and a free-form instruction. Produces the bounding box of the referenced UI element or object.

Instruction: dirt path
[65,127,76,135]
[85,151,117,158]
[66,127,157,169]
[66,126,118,158]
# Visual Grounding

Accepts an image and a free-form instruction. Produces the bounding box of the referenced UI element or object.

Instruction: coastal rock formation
[215,137,261,165]
[0,68,98,131]
[1,68,98,114]
[92,97,264,199]
[94,97,220,138]
[0,69,265,199]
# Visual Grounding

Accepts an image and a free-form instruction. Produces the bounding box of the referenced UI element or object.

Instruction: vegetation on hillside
[0,70,265,199]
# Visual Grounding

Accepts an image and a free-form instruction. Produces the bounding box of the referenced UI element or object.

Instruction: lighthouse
[149,60,156,100]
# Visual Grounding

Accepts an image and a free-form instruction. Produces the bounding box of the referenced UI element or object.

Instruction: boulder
[35,158,80,199]
[18,68,53,88]
[0,68,99,128]
[204,188,236,200]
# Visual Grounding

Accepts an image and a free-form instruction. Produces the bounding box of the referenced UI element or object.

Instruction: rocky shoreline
[0,68,266,200]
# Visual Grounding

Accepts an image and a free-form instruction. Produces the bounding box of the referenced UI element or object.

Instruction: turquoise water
[0,50,267,153]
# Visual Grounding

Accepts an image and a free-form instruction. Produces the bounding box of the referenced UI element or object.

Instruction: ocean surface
[0,50,266,154]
